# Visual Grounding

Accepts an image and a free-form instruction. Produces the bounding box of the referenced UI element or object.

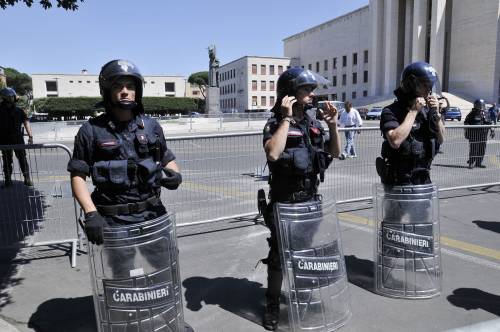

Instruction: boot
[4,176,12,188]
[263,300,280,331]
[24,174,33,187]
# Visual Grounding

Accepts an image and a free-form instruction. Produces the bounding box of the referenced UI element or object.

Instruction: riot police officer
[260,67,341,330]
[464,99,494,168]
[67,60,191,331]
[0,87,33,187]
[377,61,445,185]
[68,59,181,235]
[374,61,446,299]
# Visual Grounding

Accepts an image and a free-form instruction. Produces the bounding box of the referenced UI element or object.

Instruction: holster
[258,188,268,216]
[376,157,390,184]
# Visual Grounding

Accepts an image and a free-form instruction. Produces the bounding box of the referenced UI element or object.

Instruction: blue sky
[1,0,368,77]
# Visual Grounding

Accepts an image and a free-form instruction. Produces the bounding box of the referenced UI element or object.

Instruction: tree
[188,71,208,99]
[4,67,32,96]
[0,0,82,10]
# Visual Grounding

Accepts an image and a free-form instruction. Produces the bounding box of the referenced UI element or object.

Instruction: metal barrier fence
[3,125,497,245]
[162,125,500,227]
[0,144,79,267]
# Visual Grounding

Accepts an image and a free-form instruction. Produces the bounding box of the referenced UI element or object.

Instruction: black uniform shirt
[263,113,327,200]
[68,113,176,222]
[0,104,27,144]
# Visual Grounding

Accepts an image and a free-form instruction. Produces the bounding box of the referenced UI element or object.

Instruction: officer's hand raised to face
[281,95,296,118]
[84,211,106,245]
[426,95,440,111]
[410,97,426,113]
[319,102,338,127]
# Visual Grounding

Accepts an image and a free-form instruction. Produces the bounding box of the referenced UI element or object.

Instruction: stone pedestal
[205,87,220,114]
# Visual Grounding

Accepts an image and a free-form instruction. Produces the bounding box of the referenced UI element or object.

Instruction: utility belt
[96,196,160,216]
[376,157,430,185]
[269,175,318,203]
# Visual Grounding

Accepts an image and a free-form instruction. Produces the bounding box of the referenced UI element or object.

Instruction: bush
[33,96,199,120]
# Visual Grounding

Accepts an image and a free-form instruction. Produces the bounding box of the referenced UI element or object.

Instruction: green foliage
[0,0,82,10]
[188,71,209,86]
[4,67,32,95]
[33,96,198,119]
[188,71,208,98]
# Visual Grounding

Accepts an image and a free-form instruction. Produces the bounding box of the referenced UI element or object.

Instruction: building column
[411,0,428,62]
[382,0,400,94]
[429,0,447,86]
[369,0,385,96]
[404,0,414,66]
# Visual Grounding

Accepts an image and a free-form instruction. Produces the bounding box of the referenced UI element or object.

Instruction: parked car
[366,106,383,120]
[190,111,201,117]
[443,106,462,121]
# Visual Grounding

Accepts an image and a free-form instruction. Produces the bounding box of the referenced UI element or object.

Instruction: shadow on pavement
[183,276,267,327]
[345,255,375,292]
[0,181,45,308]
[28,296,96,332]
[447,288,500,316]
[433,163,472,169]
[472,220,500,234]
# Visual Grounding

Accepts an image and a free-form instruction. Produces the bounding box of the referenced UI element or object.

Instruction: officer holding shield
[260,67,341,330]
[375,61,445,299]
[68,60,191,331]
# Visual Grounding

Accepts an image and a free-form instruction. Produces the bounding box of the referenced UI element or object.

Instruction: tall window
[269,65,275,75]
[261,65,266,75]
[364,71,368,83]
[333,58,337,69]
[270,81,275,91]
[352,91,357,99]
[352,72,357,84]
[252,80,257,91]
[332,93,338,100]
[308,64,312,70]
[278,65,284,74]
[353,53,358,66]
[363,90,368,97]
[342,56,347,67]
[270,96,275,105]
[316,62,320,72]
[261,96,266,106]
[324,59,328,71]
[165,82,175,92]
[341,92,346,101]
[252,96,257,106]
[364,50,369,63]
[332,76,337,87]
[261,80,266,91]
[342,74,346,86]
[252,64,257,74]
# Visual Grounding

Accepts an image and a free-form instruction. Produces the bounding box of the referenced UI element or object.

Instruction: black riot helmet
[473,99,486,111]
[98,59,145,112]
[0,87,17,105]
[400,61,438,98]
[276,67,328,100]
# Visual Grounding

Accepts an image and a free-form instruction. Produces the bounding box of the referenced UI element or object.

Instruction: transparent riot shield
[373,183,441,299]
[275,198,351,332]
[88,214,189,332]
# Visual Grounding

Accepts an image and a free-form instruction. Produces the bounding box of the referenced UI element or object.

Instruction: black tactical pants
[468,140,487,166]
[102,204,169,278]
[262,203,283,305]
[1,148,29,179]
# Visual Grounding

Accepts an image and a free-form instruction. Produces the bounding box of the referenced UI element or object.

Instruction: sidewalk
[1,190,500,331]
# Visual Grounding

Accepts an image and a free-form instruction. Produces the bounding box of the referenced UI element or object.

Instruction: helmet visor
[291,70,330,91]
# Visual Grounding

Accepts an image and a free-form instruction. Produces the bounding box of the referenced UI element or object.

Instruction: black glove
[161,168,182,190]
[84,211,106,245]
